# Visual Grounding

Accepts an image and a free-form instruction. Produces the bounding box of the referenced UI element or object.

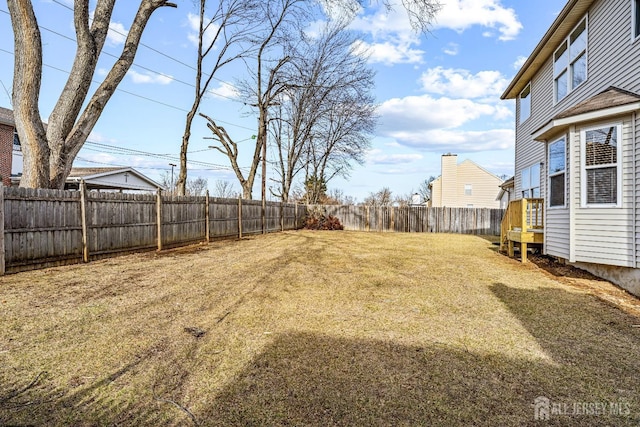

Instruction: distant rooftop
[0,107,14,126]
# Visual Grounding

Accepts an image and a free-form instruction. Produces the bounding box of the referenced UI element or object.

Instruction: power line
[0,8,243,104]
[0,47,257,132]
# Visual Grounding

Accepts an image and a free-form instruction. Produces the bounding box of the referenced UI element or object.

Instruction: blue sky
[0,0,566,200]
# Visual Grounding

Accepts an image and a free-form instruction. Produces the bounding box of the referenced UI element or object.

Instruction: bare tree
[304,86,376,201]
[418,175,436,203]
[204,0,306,199]
[270,20,373,203]
[394,193,414,207]
[213,179,237,198]
[322,0,441,33]
[8,0,176,188]
[175,0,260,195]
[186,176,208,196]
[364,187,393,206]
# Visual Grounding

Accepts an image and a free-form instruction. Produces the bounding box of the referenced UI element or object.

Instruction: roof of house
[499,176,514,189]
[428,158,502,187]
[67,167,164,191]
[553,87,640,119]
[501,0,596,99]
[0,107,14,127]
[532,87,640,141]
[68,167,124,178]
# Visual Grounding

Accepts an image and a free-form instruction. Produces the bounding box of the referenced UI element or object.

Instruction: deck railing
[500,198,544,252]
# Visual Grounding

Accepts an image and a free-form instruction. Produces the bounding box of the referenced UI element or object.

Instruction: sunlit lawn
[1,231,639,426]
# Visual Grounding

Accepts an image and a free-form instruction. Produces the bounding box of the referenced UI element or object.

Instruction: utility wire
[0,47,256,132]
[0,8,243,104]
[0,78,11,106]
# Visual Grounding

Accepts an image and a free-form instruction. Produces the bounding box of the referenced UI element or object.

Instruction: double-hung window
[519,84,531,124]
[521,163,541,198]
[554,18,587,102]
[548,138,566,207]
[581,123,622,206]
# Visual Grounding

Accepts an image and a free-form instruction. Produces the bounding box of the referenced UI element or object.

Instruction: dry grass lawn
[1,231,639,426]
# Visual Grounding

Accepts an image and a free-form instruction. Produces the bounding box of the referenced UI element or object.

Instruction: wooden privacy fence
[0,185,306,274]
[316,205,505,235]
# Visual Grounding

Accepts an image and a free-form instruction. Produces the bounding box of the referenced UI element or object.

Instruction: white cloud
[352,40,424,65]
[366,149,423,165]
[419,66,509,99]
[443,42,459,56]
[107,21,128,46]
[127,70,173,85]
[376,94,513,152]
[186,12,219,48]
[379,94,501,131]
[349,6,425,65]
[434,0,523,41]
[208,82,239,100]
[388,128,515,152]
[513,55,527,70]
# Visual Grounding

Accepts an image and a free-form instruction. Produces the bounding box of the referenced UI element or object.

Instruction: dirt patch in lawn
[528,254,640,318]
[1,231,639,426]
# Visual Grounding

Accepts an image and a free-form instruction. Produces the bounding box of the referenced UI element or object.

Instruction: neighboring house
[0,106,18,186]
[65,167,163,192]
[428,153,503,208]
[1,108,162,192]
[496,176,514,209]
[500,0,640,296]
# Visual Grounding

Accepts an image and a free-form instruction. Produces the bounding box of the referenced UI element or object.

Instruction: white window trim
[580,122,623,208]
[553,16,588,104]
[519,83,531,124]
[633,0,640,41]
[464,184,472,196]
[521,163,541,199]
[548,137,567,209]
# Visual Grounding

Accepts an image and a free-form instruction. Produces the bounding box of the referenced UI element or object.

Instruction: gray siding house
[501,0,640,296]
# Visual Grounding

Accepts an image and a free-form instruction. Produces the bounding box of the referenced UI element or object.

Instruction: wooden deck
[500,198,544,263]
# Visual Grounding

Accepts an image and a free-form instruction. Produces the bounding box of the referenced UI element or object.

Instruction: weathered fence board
[316,205,504,236]
[2,187,307,274]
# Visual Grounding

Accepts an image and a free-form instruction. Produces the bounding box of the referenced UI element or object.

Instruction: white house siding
[430,177,442,207]
[455,161,502,208]
[636,114,640,266]
[586,0,639,93]
[544,130,571,259]
[516,0,640,199]
[512,0,640,268]
[514,63,551,200]
[572,116,635,267]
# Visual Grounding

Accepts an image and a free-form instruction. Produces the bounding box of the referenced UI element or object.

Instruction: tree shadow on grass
[2,284,639,426]
[198,284,640,426]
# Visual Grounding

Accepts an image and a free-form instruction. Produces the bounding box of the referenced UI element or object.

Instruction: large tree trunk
[9,0,176,189]
[8,0,49,188]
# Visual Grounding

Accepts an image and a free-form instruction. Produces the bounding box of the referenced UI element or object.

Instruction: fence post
[205,191,210,243]
[280,202,284,232]
[238,197,243,239]
[156,189,163,251]
[80,180,89,262]
[0,183,4,275]
[366,205,370,232]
